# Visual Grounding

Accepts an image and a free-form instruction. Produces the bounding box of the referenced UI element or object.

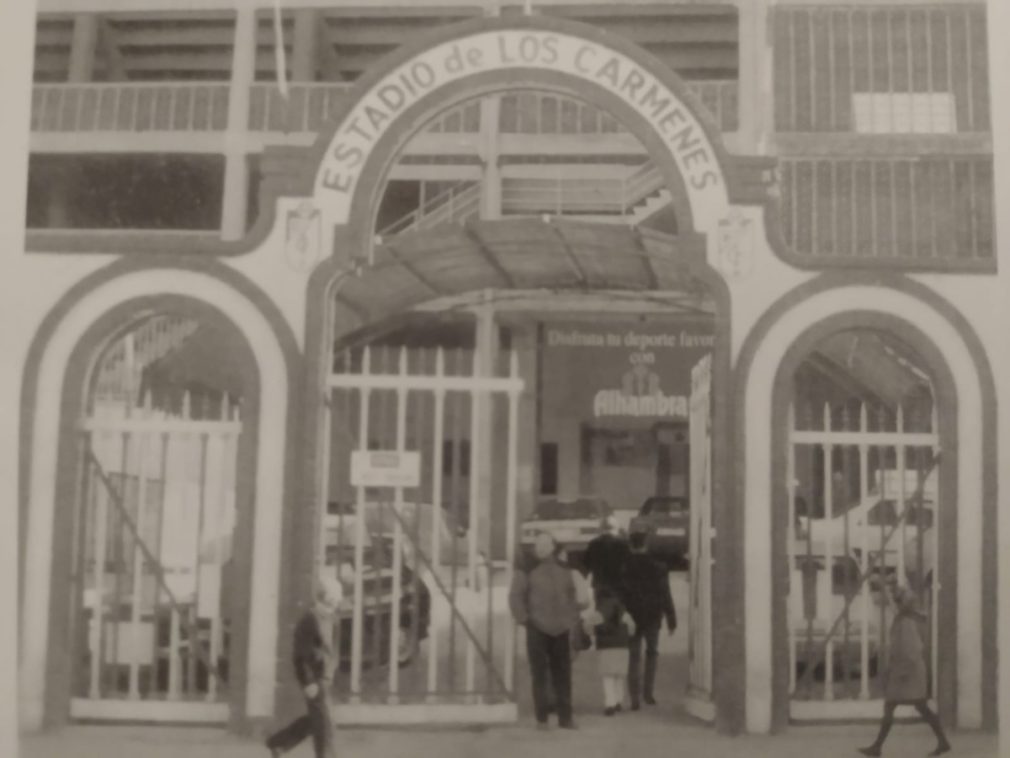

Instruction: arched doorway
[19,267,297,731]
[298,48,737,722]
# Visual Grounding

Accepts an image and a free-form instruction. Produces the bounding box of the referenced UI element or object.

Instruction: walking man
[266,575,343,758]
[622,529,676,709]
[510,532,580,730]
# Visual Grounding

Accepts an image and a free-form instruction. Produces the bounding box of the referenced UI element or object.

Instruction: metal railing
[31,82,230,133]
[32,80,738,135]
[377,181,481,239]
[500,164,665,218]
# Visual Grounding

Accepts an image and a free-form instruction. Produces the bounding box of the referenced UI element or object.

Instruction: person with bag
[858,583,951,757]
[509,532,580,730]
[622,529,677,709]
[265,575,343,758]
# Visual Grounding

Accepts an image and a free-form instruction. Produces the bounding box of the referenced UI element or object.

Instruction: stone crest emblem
[284,200,322,272]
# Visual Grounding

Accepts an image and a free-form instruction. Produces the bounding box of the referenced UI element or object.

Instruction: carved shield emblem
[285,201,322,272]
[716,208,755,280]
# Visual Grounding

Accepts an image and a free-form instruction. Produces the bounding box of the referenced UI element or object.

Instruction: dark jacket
[622,551,677,631]
[292,610,332,687]
[593,591,631,650]
[884,605,929,702]
[509,557,580,636]
[583,532,630,591]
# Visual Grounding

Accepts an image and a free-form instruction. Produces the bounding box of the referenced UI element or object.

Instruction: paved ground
[20,720,999,758]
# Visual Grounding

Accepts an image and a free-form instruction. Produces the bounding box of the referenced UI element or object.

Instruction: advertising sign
[350,450,422,488]
[541,320,715,422]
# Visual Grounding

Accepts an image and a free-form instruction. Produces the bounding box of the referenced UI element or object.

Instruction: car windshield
[534,498,605,520]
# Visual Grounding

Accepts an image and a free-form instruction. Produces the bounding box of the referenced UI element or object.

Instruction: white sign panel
[350,450,421,488]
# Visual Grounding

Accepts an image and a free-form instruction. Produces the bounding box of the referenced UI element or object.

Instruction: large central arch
[281,13,765,734]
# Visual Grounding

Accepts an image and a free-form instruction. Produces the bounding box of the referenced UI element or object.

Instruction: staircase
[93,316,200,403]
[377,164,672,239]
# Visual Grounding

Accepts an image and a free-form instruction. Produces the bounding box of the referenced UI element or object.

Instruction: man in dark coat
[266,576,342,758]
[583,515,630,593]
[621,529,677,709]
[510,532,580,730]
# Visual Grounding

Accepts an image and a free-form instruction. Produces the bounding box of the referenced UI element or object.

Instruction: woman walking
[859,583,951,757]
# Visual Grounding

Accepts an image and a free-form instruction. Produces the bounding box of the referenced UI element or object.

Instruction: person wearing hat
[858,583,951,757]
[266,575,343,758]
[509,532,580,729]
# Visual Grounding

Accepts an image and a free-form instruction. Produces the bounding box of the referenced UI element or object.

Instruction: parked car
[324,503,433,669]
[790,543,885,682]
[520,496,611,565]
[629,494,689,567]
[796,491,935,577]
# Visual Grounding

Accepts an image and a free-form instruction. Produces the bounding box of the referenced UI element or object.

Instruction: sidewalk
[20,720,998,758]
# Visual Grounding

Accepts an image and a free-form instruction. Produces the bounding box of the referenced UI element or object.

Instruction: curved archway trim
[18,262,302,731]
[733,274,997,734]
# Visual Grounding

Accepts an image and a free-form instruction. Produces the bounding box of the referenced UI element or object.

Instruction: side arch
[734,275,997,734]
[18,262,301,731]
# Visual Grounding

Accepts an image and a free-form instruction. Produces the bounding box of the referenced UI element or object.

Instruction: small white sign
[350,450,421,488]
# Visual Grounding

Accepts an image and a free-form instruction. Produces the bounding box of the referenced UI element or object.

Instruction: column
[68,14,99,83]
[478,96,502,220]
[291,9,319,82]
[221,7,255,241]
[735,0,772,154]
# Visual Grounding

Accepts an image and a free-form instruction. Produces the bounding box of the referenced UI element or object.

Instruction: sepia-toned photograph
[1,1,1008,757]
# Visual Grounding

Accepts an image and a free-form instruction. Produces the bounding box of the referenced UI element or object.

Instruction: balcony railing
[31,83,231,133]
[31,80,739,136]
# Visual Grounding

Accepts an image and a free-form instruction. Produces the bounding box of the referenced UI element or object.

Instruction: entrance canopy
[334,218,709,336]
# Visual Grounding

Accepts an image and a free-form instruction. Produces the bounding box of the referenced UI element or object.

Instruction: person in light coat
[858,583,950,757]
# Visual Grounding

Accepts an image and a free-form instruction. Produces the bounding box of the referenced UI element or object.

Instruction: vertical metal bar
[890,161,899,258]
[925,10,935,133]
[188,431,209,696]
[89,441,108,700]
[827,10,837,130]
[127,428,149,698]
[787,403,797,695]
[207,423,229,702]
[427,349,446,697]
[388,349,408,699]
[466,353,481,695]
[149,432,168,698]
[867,9,875,130]
[350,348,372,699]
[945,11,954,130]
[848,9,856,132]
[448,364,463,693]
[841,428,853,697]
[930,407,940,700]
[504,351,520,694]
[109,426,129,696]
[896,407,907,586]
[822,404,834,701]
[858,405,871,700]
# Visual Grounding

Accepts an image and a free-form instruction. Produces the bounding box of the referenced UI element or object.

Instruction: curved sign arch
[310,16,733,245]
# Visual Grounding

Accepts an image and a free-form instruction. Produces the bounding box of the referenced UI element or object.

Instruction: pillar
[221,7,255,241]
[479,96,502,220]
[68,14,98,83]
[735,0,772,154]
[291,9,319,82]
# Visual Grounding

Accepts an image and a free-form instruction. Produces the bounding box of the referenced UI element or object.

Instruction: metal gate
[71,391,241,722]
[787,400,939,719]
[686,354,714,719]
[322,344,523,721]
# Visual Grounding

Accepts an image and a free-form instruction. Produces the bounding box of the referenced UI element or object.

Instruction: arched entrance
[736,279,997,733]
[289,14,754,728]
[19,266,298,731]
